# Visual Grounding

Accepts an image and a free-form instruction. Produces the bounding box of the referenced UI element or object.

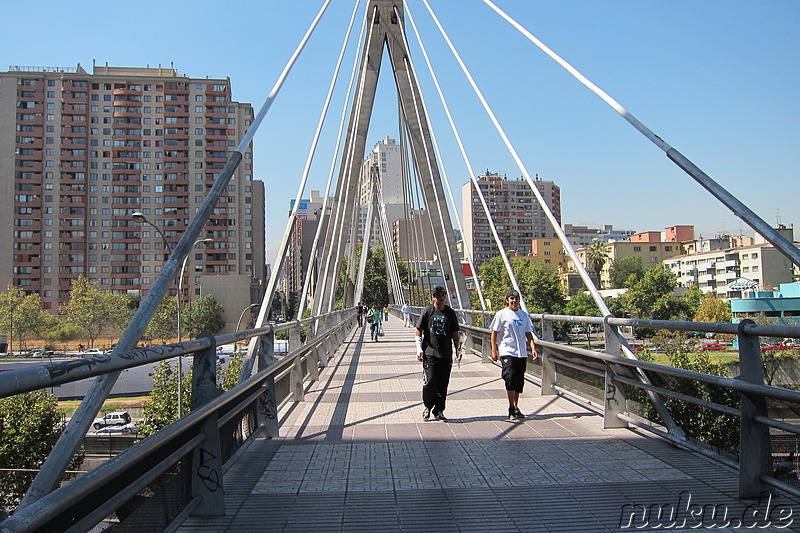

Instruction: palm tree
[586,240,610,288]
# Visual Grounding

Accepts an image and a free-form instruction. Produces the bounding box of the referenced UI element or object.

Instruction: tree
[623,265,688,321]
[137,361,192,436]
[60,276,127,348]
[144,295,179,344]
[586,240,610,287]
[693,292,732,324]
[478,256,565,314]
[609,255,645,289]
[182,295,225,338]
[0,391,84,510]
[0,287,52,352]
[682,285,704,320]
[564,291,601,318]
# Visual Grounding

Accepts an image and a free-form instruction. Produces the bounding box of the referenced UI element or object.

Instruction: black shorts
[501,356,527,393]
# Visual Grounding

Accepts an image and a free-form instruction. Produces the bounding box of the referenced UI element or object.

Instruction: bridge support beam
[603,321,628,429]
[314,0,470,314]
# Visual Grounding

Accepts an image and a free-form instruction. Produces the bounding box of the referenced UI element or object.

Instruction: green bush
[632,332,740,455]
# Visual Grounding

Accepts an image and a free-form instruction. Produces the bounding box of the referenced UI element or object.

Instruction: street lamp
[236,303,260,332]
[176,238,213,418]
[131,211,171,254]
[131,211,182,415]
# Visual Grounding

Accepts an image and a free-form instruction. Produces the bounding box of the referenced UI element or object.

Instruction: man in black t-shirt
[415,286,460,422]
[355,302,364,327]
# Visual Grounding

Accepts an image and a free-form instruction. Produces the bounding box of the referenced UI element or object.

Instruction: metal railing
[452,307,800,500]
[0,308,355,532]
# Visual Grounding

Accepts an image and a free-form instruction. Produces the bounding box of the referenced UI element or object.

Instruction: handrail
[0,308,356,532]
[456,309,800,500]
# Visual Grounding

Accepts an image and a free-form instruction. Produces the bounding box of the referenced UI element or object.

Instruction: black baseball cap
[433,286,447,296]
[506,289,520,299]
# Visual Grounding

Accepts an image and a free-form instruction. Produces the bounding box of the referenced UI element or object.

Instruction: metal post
[291,357,305,402]
[189,334,224,516]
[481,329,493,364]
[308,346,321,381]
[257,330,279,438]
[737,319,772,498]
[603,320,627,428]
[540,316,556,395]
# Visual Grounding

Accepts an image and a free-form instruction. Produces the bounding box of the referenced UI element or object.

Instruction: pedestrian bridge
[3,309,800,531]
[171,316,797,532]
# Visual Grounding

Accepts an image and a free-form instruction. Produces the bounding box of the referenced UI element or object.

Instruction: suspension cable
[481,0,799,268]
[299,0,366,317]
[407,2,520,311]
[257,0,356,322]
[398,55,463,309]
[399,6,486,310]
[317,4,380,313]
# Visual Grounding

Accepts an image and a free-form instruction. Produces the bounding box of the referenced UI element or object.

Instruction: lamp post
[235,303,260,352]
[132,211,182,414]
[176,238,214,418]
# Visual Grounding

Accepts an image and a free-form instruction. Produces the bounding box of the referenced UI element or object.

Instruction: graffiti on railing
[196,447,221,492]
[258,391,277,420]
[46,345,183,380]
[605,380,621,410]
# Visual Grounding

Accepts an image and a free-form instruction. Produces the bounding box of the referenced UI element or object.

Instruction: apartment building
[357,136,406,245]
[0,63,264,313]
[664,226,796,297]
[462,171,561,267]
[573,241,682,289]
[664,243,795,297]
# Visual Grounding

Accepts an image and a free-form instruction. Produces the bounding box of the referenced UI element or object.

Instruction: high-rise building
[284,190,333,305]
[357,136,406,245]
[0,63,264,313]
[461,171,561,267]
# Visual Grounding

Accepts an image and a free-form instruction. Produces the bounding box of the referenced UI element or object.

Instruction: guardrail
[0,308,355,532]
[451,308,800,500]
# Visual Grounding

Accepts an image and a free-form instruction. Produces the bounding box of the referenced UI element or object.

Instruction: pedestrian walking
[356,302,365,327]
[490,289,538,421]
[382,304,389,322]
[366,303,381,342]
[401,300,413,327]
[415,286,460,422]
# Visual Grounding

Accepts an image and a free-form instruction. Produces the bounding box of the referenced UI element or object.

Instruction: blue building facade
[730,282,800,328]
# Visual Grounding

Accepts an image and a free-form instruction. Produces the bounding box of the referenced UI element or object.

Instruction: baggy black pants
[422,356,452,414]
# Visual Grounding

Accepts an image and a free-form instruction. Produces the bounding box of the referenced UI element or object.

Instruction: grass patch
[57,396,149,417]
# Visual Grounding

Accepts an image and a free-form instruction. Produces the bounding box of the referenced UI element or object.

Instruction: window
[633,246,641,252]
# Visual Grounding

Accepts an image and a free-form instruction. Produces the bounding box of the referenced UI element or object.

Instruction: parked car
[629,343,644,352]
[569,326,586,334]
[92,411,131,430]
[82,348,104,357]
[695,342,725,351]
[94,423,136,436]
[761,341,792,351]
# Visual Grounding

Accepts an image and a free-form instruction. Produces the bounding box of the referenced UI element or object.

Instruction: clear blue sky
[2,1,797,264]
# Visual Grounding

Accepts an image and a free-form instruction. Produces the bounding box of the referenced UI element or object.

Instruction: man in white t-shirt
[490,289,539,421]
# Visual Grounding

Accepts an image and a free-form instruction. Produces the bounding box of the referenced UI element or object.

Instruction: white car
[93,411,131,430]
[81,348,104,357]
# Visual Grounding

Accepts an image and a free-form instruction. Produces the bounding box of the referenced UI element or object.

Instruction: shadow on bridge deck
[178,316,799,532]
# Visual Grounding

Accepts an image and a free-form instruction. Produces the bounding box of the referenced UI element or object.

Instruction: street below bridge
[178,314,800,532]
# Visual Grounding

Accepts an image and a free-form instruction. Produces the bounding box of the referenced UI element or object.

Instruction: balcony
[112,88,143,97]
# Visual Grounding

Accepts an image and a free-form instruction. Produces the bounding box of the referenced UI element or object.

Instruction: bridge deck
[178,317,794,532]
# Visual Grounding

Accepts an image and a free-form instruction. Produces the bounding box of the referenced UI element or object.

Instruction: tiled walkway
[179,316,800,532]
